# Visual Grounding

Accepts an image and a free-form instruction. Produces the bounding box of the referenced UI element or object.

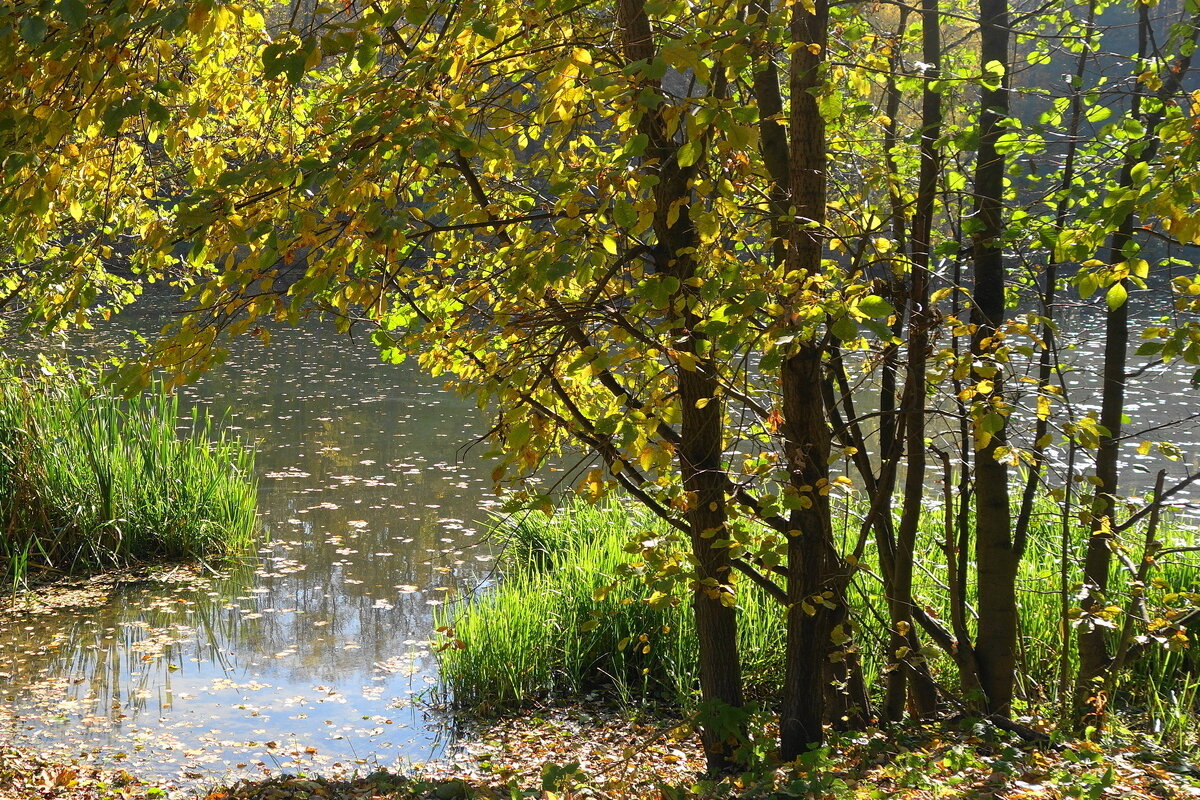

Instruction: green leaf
[818,90,843,120]
[676,139,702,168]
[161,6,188,30]
[356,32,381,70]
[470,18,498,39]
[1134,341,1162,357]
[57,0,87,27]
[1106,282,1128,311]
[831,315,859,342]
[980,59,1006,90]
[145,99,170,127]
[101,98,139,137]
[857,295,894,319]
[994,132,1021,154]
[285,51,309,84]
[19,15,48,44]
[1122,117,1145,137]
[262,41,293,80]
[644,57,668,80]
[612,198,637,228]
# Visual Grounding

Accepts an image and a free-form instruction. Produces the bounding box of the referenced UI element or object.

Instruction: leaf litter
[3,705,1200,799]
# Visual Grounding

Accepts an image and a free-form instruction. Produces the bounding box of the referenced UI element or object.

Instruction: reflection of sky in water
[0,296,500,784]
[836,309,1200,519]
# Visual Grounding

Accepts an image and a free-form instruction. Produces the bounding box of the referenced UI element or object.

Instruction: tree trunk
[970,0,1019,716]
[1075,6,1199,733]
[781,344,835,757]
[888,0,942,722]
[878,6,909,722]
[682,355,745,769]
[617,0,744,771]
[779,0,835,760]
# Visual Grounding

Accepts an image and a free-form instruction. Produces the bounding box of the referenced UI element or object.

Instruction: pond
[0,297,504,784]
[1,294,1198,787]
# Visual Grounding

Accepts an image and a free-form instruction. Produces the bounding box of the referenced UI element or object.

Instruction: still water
[0,300,501,783]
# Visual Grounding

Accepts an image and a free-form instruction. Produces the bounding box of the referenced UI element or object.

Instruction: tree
[967,0,1022,718]
[1073,3,1200,733]
[113,0,872,767]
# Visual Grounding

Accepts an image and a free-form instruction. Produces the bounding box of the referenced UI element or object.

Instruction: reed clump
[0,371,257,589]
[434,502,784,711]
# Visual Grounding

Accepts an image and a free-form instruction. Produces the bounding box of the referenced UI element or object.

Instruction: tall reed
[0,371,257,589]
[434,502,784,711]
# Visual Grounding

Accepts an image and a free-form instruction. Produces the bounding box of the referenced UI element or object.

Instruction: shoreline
[2,557,1198,798]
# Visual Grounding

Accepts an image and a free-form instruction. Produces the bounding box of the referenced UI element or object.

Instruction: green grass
[0,371,257,589]
[434,501,785,711]
[839,495,1199,743]
[436,495,1198,745]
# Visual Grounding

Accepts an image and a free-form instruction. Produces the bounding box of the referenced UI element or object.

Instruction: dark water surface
[0,299,500,783]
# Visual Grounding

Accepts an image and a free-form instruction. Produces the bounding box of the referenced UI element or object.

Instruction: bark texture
[779,0,836,760]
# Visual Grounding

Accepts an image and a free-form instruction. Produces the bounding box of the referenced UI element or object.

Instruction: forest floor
[3,703,1200,800]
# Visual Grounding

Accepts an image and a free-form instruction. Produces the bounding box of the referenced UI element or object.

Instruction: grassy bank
[436,499,1199,746]
[0,371,257,589]
[435,502,785,710]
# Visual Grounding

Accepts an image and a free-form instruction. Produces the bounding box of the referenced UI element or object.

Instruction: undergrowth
[435,502,784,711]
[436,497,1199,747]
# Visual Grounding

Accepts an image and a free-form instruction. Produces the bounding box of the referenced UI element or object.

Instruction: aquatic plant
[434,501,785,711]
[0,371,257,589]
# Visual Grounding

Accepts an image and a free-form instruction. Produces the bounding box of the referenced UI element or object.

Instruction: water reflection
[0,296,498,783]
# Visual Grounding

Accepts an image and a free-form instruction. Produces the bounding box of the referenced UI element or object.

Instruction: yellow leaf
[1037,395,1051,421]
